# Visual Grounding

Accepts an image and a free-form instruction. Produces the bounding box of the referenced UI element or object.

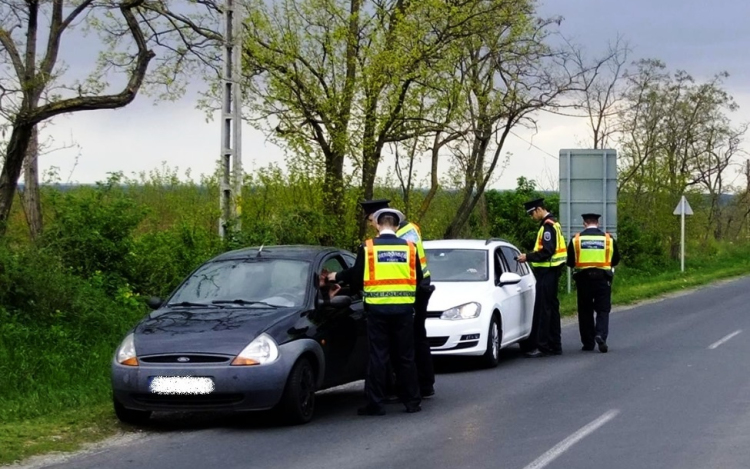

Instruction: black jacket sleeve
[526,224,557,263]
[566,238,576,268]
[415,255,424,287]
[335,244,365,292]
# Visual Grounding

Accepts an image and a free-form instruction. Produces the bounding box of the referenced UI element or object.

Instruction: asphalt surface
[30,276,750,469]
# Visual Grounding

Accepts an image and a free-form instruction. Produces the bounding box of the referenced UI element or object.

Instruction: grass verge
[0,404,122,466]
[3,245,750,466]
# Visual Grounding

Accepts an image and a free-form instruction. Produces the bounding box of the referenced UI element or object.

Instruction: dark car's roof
[210,244,346,262]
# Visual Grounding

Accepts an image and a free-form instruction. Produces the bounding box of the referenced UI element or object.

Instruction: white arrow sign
[673,195,693,216]
[674,195,692,272]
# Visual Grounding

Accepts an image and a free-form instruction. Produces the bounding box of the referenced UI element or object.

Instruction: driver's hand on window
[319,270,329,288]
[328,283,342,298]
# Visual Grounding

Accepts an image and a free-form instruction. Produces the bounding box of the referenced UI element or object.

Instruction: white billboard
[558,149,618,292]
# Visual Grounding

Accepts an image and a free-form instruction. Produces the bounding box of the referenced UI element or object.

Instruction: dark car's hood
[133,306,300,356]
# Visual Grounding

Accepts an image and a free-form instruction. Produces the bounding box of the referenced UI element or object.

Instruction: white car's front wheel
[482,313,501,368]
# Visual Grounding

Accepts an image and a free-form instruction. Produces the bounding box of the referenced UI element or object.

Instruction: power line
[509,130,559,160]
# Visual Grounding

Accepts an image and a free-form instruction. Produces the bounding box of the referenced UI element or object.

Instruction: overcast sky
[30,0,750,189]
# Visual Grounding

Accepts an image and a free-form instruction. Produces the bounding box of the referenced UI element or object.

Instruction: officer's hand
[517,253,527,263]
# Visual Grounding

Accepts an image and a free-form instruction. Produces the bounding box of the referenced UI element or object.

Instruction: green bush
[486,177,560,252]
[41,174,147,288]
[0,244,146,422]
[128,221,223,298]
[615,214,669,271]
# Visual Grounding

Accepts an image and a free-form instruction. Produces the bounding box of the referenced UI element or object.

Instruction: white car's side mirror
[498,272,522,286]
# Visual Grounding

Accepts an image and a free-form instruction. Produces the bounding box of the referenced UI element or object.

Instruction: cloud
[41,95,286,184]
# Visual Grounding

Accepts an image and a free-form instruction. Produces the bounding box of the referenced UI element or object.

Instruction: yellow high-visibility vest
[573,233,614,270]
[529,219,567,268]
[363,239,418,306]
[396,221,430,278]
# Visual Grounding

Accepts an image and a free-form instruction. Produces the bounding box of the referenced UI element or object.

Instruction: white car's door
[500,246,535,337]
[492,248,524,344]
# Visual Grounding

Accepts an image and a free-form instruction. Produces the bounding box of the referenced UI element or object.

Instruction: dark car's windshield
[168,259,312,307]
[425,249,488,282]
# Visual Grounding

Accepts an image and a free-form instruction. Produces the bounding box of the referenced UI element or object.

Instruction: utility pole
[219,0,243,238]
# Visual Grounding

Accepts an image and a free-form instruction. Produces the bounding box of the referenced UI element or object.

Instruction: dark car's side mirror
[317,295,353,309]
[146,296,163,310]
[498,272,522,286]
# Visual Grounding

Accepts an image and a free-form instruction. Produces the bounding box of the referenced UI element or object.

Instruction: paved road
[36,277,750,469]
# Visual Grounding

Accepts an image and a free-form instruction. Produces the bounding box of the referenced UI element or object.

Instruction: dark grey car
[111,245,367,425]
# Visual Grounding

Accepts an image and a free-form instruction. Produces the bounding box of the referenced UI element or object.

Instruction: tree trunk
[443,131,492,238]
[0,122,35,236]
[355,148,380,240]
[477,191,489,237]
[443,186,475,238]
[416,133,442,223]
[321,145,346,245]
[20,126,44,240]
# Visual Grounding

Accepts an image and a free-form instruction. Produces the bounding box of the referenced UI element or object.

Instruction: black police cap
[523,197,545,214]
[360,199,390,216]
[581,213,601,220]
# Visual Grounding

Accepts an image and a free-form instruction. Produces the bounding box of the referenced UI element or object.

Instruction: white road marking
[522,409,620,469]
[708,330,742,350]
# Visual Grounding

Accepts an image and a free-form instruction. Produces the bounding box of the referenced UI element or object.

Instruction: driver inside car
[319,269,342,300]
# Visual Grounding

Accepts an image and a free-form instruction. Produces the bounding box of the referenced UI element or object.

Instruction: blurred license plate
[149,376,214,395]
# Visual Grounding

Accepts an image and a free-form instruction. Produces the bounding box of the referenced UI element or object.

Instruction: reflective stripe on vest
[529,219,567,268]
[363,239,418,305]
[395,222,430,278]
[573,233,613,270]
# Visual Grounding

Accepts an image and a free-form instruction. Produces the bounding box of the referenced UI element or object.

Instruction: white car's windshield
[426,249,488,282]
[168,259,311,307]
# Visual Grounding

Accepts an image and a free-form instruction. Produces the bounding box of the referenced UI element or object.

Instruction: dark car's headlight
[231,333,280,366]
[441,302,481,320]
[115,333,139,366]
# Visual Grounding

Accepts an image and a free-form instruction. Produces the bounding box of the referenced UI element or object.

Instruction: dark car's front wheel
[113,396,152,425]
[278,357,317,424]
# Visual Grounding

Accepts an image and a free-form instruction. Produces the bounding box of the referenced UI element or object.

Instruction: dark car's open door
[313,254,368,388]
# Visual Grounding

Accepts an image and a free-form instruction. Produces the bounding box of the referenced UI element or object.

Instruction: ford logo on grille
[176,356,190,362]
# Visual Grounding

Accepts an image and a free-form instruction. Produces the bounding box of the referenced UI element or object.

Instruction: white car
[423,238,536,367]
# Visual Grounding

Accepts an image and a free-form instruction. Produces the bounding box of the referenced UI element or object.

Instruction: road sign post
[673,195,694,272]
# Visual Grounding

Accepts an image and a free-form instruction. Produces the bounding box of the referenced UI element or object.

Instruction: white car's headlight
[441,302,481,320]
[231,333,280,366]
[116,333,138,366]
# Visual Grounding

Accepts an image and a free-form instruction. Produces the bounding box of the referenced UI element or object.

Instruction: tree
[485,176,544,250]
[616,59,746,255]
[570,35,630,149]
[241,0,363,229]
[240,0,515,238]
[0,1,223,236]
[440,3,599,238]
[354,0,501,220]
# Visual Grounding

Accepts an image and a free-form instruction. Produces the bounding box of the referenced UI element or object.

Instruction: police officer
[566,213,620,353]
[360,199,435,398]
[328,208,422,415]
[517,198,567,357]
